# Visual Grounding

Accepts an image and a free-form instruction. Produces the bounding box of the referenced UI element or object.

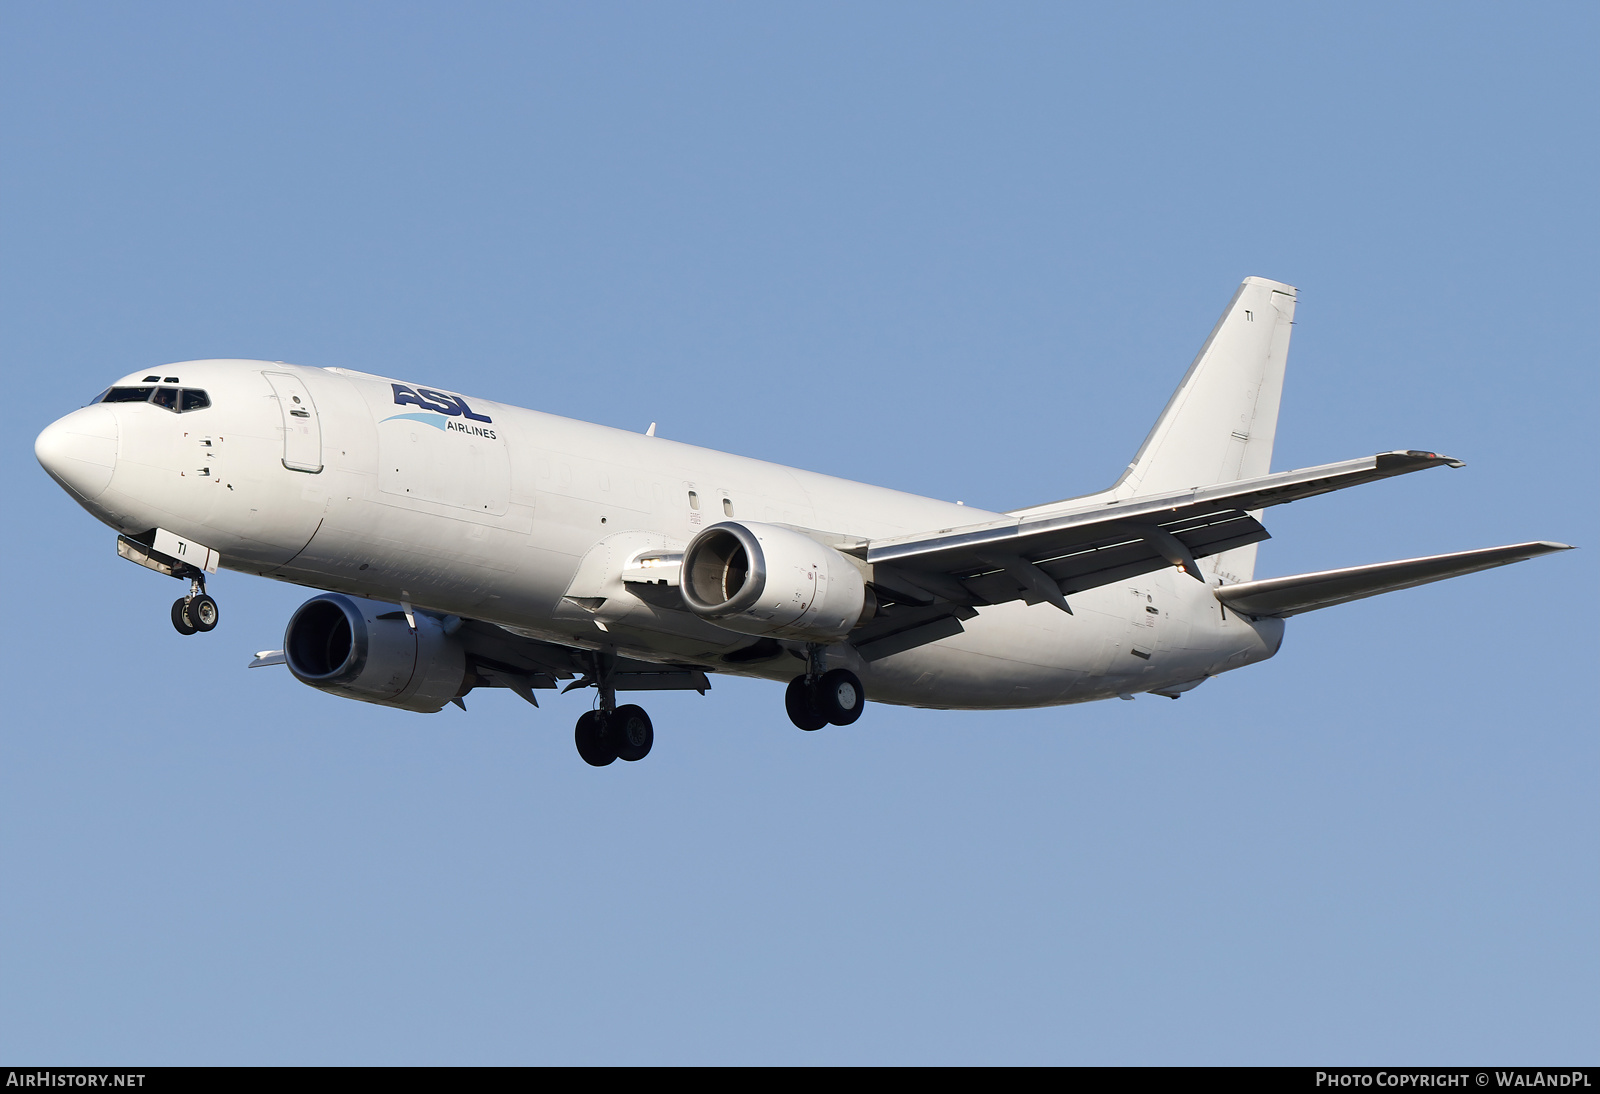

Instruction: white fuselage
[41,360,1284,709]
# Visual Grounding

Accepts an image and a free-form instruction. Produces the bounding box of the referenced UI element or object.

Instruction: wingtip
[1396,449,1465,468]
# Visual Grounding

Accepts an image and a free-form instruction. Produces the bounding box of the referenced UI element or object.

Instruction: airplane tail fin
[1112,276,1298,581]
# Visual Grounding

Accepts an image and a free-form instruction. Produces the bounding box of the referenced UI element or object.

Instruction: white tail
[1117,277,1296,581]
[1114,276,1296,497]
[1008,277,1298,579]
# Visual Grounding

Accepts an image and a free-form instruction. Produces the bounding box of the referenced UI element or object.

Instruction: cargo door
[263,372,324,473]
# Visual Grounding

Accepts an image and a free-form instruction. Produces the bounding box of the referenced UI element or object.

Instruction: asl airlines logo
[384,384,498,439]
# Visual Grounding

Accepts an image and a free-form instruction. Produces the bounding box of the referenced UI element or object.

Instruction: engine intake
[680,521,871,642]
[283,593,466,713]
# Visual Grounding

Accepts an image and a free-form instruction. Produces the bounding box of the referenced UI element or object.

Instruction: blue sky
[2,2,1594,1064]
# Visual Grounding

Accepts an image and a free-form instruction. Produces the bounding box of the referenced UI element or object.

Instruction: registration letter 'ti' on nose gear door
[263,372,324,473]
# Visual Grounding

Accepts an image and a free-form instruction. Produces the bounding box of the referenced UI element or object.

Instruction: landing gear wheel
[612,704,654,762]
[814,668,865,726]
[186,594,219,632]
[575,710,618,767]
[171,598,197,635]
[785,676,828,731]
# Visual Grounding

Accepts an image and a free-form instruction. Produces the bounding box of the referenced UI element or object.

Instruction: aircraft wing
[862,451,1462,614]
[462,621,712,701]
[1212,541,1573,618]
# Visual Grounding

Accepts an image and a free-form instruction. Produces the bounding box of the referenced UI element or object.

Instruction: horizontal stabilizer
[1214,541,1573,618]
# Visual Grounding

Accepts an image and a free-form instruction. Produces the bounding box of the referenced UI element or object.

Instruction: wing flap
[850,604,977,662]
[1214,541,1573,618]
[855,614,969,662]
[1037,510,1270,594]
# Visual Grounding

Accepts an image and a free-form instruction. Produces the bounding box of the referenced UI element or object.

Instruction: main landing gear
[574,705,654,767]
[785,654,866,732]
[170,574,219,635]
[572,652,654,767]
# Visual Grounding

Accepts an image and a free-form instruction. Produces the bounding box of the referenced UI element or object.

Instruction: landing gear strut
[171,574,219,635]
[572,652,655,766]
[785,645,865,730]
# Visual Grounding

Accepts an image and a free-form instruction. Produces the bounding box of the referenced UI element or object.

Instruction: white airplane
[35,277,1570,765]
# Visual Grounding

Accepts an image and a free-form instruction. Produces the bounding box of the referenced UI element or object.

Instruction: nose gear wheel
[171,598,197,635]
[168,572,220,636]
[187,594,219,632]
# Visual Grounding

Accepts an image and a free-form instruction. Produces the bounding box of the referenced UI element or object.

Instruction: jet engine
[283,593,466,713]
[680,521,873,642]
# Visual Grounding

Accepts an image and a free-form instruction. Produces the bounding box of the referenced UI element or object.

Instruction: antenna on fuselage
[645,422,657,437]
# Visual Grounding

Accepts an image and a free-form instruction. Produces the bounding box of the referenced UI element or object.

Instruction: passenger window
[722,498,734,517]
[150,387,179,411]
[687,490,699,510]
[180,389,210,412]
[102,387,155,403]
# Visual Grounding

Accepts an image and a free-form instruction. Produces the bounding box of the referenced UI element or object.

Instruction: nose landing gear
[171,575,220,635]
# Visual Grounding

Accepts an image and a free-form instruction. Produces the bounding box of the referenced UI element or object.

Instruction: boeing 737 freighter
[34,277,1570,765]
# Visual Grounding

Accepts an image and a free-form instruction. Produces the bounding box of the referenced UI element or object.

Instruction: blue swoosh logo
[381,412,449,430]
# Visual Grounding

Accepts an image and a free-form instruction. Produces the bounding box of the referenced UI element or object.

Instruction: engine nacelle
[283,593,466,713]
[680,521,872,642]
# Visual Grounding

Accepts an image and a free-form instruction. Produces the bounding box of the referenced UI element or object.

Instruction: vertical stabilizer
[1113,276,1296,581]
[1114,277,1296,498]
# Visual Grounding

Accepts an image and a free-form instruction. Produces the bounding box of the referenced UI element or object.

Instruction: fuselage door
[263,371,324,473]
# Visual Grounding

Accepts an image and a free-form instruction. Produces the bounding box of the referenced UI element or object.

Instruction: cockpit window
[99,386,212,412]
[102,386,156,402]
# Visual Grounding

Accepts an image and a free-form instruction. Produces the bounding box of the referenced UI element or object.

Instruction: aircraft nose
[36,405,118,500]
